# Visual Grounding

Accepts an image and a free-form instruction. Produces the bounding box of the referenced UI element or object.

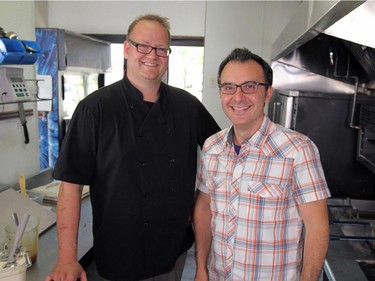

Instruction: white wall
[47,1,207,36]
[0,0,300,185]
[0,1,39,186]
[203,1,268,128]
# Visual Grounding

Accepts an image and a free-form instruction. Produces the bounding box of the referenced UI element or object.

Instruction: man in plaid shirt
[194,48,331,281]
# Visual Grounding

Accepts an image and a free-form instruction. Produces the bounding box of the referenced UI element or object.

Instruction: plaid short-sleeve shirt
[197,116,330,281]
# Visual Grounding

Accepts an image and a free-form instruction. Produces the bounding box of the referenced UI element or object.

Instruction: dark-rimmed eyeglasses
[218,80,269,95]
[128,39,172,58]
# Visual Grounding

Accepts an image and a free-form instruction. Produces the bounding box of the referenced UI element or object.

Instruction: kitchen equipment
[0,251,30,281]
[5,216,39,264]
[358,104,375,173]
[0,67,31,103]
[269,2,375,279]
[0,67,32,144]
[327,197,375,280]
[35,28,111,169]
[3,213,29,268]
[268,90,375,200]
[17,104,29,144]
[0,38,41,65]
[0,27,37,55]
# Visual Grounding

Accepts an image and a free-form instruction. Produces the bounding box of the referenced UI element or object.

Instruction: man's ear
[265,86,273,103]
[124,40,129,59]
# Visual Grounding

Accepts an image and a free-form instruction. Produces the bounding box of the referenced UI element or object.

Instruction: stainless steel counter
[324,228,369,280]
[26,197,93,280]
[324,198,375,281]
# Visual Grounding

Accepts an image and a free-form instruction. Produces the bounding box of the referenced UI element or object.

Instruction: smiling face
[219,60,273,142]
[124,19,169,88]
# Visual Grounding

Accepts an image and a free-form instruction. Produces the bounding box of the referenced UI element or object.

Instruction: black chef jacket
[53,76,220,280]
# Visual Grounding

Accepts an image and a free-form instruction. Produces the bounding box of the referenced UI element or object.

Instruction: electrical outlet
[209,77,216,88]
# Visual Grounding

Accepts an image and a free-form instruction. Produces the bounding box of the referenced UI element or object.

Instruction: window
[168,46,204,101]
[63,73,99,119]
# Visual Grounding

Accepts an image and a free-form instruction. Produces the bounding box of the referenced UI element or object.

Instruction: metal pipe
[333,51,361,129]
[0,109,33,120]
[349,77,361,129]
[331,220,372,226]
[330,234,375,241]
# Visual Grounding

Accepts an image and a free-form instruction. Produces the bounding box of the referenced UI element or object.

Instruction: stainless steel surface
[271,61,355,94]
[324,1,375,50]
[272,1,364,61]
[326,197,375,280]
[272,1,375,94]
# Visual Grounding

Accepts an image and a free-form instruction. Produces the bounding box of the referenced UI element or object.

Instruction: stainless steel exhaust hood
[324,1,375,49]
[271,0,375,94]
[271,1,375,175]
[272,1,365,61]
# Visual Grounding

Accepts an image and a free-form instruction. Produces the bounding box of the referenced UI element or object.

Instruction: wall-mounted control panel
[0,67,31,103]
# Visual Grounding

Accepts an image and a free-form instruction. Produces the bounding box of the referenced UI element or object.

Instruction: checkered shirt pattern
[197,116,330,281]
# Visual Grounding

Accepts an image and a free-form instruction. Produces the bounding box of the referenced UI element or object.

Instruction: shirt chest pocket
[248,181,286,198]
[241,156,294,221]
[246,155,294,188]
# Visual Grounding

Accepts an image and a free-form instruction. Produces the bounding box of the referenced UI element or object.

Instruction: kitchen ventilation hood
[271,1,375,174]
[271,0,375,94]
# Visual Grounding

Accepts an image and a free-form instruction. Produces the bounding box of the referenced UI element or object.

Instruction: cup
[5,216,40,264]
[0,249,30,281]
[0,261,28,281]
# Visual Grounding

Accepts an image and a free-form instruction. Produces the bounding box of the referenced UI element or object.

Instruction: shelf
[0,98,51,105]
[0,108,33,120]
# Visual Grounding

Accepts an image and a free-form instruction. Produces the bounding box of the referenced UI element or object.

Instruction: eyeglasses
[218,80,269,95]
[127,39,172,58]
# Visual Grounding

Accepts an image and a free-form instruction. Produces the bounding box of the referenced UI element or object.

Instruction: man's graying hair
[217,48,273,87]
[127,14,171,42]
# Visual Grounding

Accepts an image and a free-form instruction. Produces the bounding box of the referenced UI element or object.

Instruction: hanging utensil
[2,213,30,268]
[18,103,29,144]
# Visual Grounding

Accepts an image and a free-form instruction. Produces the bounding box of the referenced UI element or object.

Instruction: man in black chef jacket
[45,14,219,281]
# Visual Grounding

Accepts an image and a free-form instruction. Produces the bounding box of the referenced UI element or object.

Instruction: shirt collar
[225,115,273,149]
[122,72,166,103]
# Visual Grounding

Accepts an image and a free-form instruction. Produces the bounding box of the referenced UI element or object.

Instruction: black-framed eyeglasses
[218,80,269,95]
[127,39,172,58]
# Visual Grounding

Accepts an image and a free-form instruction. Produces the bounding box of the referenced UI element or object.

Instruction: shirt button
[129,104,134,109]
[169,158,175,163]
[167,128,172,135]
[140,161,146,167]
